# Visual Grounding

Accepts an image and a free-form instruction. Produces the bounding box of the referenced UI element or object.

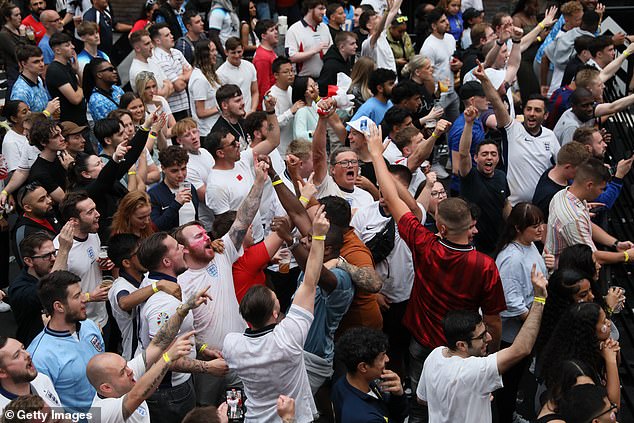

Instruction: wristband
[612,240,619,249]
[1,189,7,196]
[533,296,546,304]
[266,110,276,115]
[152,281,159,293]
[299,196,309,204]
[312,235,326,241]
[199,343,208,354]
[85,292,90,301]
[128,171,137,175]
[538,21,546,30]
[512,39,521,43]
[162,353,171,363]
[606,305,614,317]
[537,36,543,42]
[42,110,51,117]
[624,51,631,58]
[624,251,630,263]
[496,39,504,46]
[272,179,284,186]
[431,131,439,138]
[148,132,157,139]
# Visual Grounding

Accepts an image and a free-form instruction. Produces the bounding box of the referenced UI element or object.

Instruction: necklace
[222,115,247,146]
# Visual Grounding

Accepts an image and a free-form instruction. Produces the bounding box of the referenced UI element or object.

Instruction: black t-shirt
[460,167,509,255]
[209,116,248,148]
[532,167,566,221]
[28,155,67,194]
[45,60,88,125]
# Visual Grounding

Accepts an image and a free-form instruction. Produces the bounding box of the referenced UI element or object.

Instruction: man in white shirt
[312,114,375,211]
[54,192,111,342]
[474,62,559,205]
[418,268,547,423]
[285,0,332,78]
[150,23,192,121]
[204,93,281,242]
[360,0,401,73]
[269,57,305,154]
[420,8,463,122]
[174,118,215,231]
[223,207,330,423]
[217,37,258,113]
[128,29,173,98]
[0,337,62,412]
[174,159,268,405]
[87,286,215,423]
[136,232,229,423]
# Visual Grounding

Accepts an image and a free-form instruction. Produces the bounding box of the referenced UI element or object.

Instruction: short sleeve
[480,261,507,316]
[190,75,210,101]
[221,232,244,264]
[466,353,503,393]
[284,26,299,56]
[128,354,147,378]
[276,304,314,353]
[208,9,225,30]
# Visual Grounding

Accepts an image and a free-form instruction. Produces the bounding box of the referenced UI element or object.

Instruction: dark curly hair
[535,267,590,358]
[540,303,604,391]
[336,327,389,374]
[541,359,600,410]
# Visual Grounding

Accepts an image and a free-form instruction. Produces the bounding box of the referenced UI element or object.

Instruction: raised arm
[599,43,634,83]
[406,120,451,172]
[312,113,329,185]
[292,206,329,314]
[496,265,546,374]
[473,62,512,128]
[252,94,281,155]
[505,27,523,85]
[595,92,634,117]
[519,6,557,52]
[367,120,411,222]
[370,0,402,47]
[227,159,267,249]
[269,165,313,236]
[458,106,478,177]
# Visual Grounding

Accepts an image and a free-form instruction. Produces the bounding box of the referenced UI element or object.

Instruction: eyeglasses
[395,15,408,23]
[592,403,617,421]
[45,17,61,23]
[334,159,359,167]
[222,139,239,149]
[430,189,447,198]
[97,66,116,73]
[470,326,489,342]
[29,250,58,260]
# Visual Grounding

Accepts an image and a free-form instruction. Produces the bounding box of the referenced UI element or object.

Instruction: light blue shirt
[38,35,54,64]
[301,267,354,362]
[27,320,104,414]
[350,97,393,126]
[10,74,50,112]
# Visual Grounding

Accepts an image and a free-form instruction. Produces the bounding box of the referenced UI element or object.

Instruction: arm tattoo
[122,363,170,420]
[228,180,265,248]
[150,309,185,351]
[170,356,208,373]
[338,262,383,293]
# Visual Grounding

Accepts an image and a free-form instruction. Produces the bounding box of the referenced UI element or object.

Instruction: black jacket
[8,269,44,346]
[148,181,199,231]
[156,4,183,40]
[317,45,354,97]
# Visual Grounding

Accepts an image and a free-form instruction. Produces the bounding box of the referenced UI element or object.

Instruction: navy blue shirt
[332,376,409,423]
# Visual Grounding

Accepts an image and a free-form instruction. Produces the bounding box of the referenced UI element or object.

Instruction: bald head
[40,10,62,33]
[86,353,127,395]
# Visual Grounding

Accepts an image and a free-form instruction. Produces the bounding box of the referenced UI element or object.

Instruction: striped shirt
[152,47,190,113]
[544,187,596,266]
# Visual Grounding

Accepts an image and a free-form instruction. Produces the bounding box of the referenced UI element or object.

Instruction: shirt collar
[148,271,177,283]
[120,270,143,288]
[244,323,276,337]
[300,18,319,31]
[19,73,38,87]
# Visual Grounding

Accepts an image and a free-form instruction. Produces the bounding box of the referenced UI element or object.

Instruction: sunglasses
[98,66,116,73]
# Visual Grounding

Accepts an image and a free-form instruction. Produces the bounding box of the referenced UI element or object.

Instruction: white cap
[347,116,373,136]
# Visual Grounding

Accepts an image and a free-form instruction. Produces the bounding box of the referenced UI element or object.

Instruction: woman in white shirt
[1,100,30,173]
[134,71,176,139]
[188,40,221,138]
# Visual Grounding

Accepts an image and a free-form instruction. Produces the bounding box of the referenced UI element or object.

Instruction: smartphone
[226,388,245,422]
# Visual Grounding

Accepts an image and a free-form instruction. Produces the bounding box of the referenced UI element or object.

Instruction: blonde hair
[111,191,154,239]
[561,1,583,16]
[349,56,376,102]
[402,54,431,79]
[173,118,198,138]
[134,71,158,103]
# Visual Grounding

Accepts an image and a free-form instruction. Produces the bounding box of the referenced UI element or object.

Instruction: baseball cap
[347,116,373,135]
[459,81,486,100]
[60,121,87,136]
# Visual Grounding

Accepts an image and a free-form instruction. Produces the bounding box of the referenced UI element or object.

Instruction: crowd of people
[0,0,632,421]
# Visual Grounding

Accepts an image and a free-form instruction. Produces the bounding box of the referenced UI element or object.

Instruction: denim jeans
[256,1,271,19]
[146,377,196,423]
[408,338,433,423]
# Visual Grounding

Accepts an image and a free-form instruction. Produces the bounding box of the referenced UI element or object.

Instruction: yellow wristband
[299,196,309,204]
[533,296,546,304]
[152,281,159,293]
[624,251,630,263]
[537,36,543,42]
[85,292,90,301]
[162,353,171,363]
[431,131,439,138]
[312,235,326,241]
[1,189,7,196]
[624,51,631,58]
[272,179,284,186]
[538,22,546,30]
[128,171,137,175]
[199,343,208,354]
[42,110,51,117]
